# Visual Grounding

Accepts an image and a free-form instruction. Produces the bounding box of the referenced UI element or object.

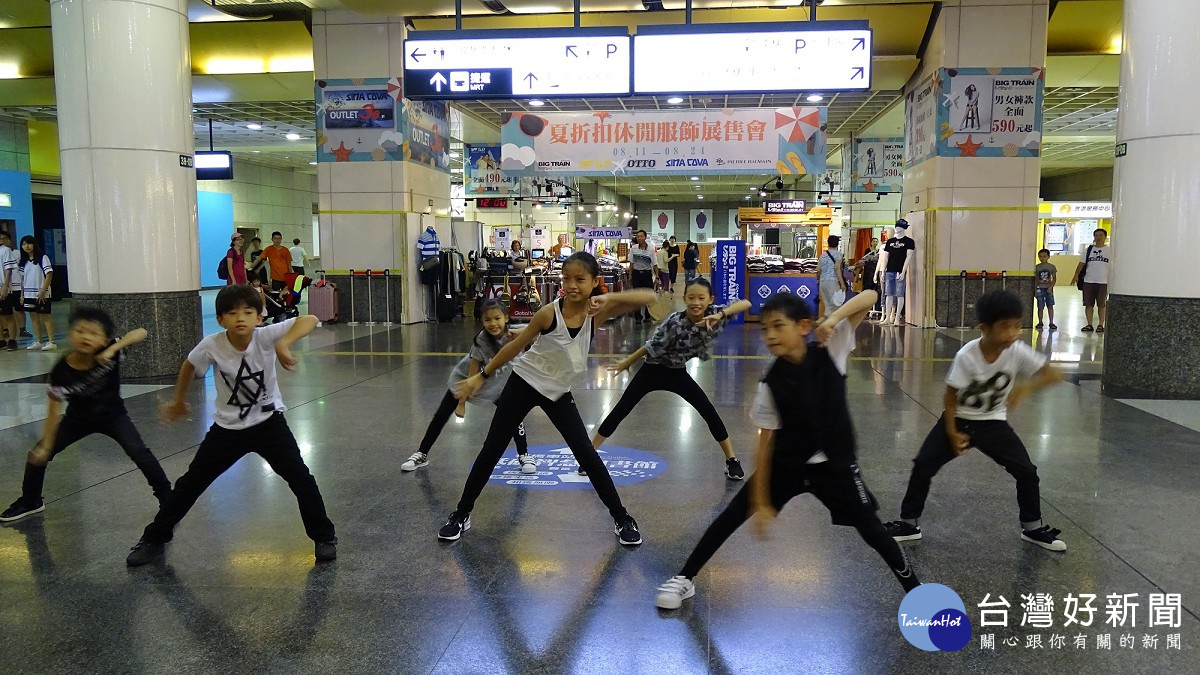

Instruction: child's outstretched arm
[1008,364,1062,410]
[457,305,554,401]
[589,289,657,322]
[276,316,319,370]
[699,300,752,330]
[609,346,648,374]
[815,290,878,344]
[161,360,197,424]
[750,428,777,539]
[97,328,148,365]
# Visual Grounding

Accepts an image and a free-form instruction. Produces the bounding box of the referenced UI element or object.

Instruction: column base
[72,291,202,378]
[934,275,1035,328]
[1102,294,1200,399]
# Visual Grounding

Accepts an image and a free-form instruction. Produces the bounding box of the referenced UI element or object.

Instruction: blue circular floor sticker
[484,444,667,490]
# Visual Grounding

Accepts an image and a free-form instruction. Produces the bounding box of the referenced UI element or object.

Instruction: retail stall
[1037,201,1113,285]
[736,204,835,320]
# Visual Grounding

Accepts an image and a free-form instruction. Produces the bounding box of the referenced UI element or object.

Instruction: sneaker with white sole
[884,520,923,542]
[725,457,745,480]
[615,515,642,546]
[1021,525,1067,552]
[438,511,471,541]
[41,342,56,351]
[518,454,537,474]
[0,497,45,523]
[401,452,428,472]
[26,342,42,350]
[655,576,695,610]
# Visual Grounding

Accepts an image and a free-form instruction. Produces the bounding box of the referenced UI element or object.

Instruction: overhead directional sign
[634,21,872,95]
[403,28,631,100]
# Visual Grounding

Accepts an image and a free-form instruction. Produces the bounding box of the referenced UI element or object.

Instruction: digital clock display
[476,198,509,208]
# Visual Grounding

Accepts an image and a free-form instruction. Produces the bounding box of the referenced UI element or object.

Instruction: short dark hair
[69,306,117,338]
[827,235,840,247]
[976,290,1023,325]
[1093,228,1107,237]
[293,238,301,245]
[215,284,264,315]
[761,293,813,322]
[684,277,714,296]
[271,231,283,238]
[1038,248,1050,256]
[251,237,262,243]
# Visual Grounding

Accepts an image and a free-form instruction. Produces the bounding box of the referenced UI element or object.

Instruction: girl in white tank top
[441,253,657,546]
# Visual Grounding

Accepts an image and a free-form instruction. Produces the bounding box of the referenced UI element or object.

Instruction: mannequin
[874,218,915,326]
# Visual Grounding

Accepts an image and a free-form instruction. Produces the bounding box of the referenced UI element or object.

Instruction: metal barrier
[382,269,394,326]
[959,270,1009,326]
[346,269,362,325]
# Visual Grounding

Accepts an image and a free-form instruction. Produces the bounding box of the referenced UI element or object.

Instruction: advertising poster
[690,209,713,243]
[851,138,904,192]
[651,209,674,240]
[727,210,740,237]
[711,239,745,325]
[500,107,828,176]
[904,74,938,168]
[404,99,451,172]
[530,226,550,250]
[315,78,405,163]
[494,227,512,252]
[936,67,1044,158]
[465,145,518,195]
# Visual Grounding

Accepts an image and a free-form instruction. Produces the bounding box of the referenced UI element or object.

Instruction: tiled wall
[198,158,317,261]
[0,116,31,172]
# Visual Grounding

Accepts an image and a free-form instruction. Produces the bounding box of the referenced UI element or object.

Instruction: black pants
[418,390,528,456]
[596,363,729,443]
[455,374,629,521]
[142,413,335,544]
[22,411,172,502]
[631,269,655,320]
[900,416,1042,524]
[679,462,906,580]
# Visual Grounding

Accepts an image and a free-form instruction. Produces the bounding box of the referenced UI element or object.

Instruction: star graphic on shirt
[331,141,354,162]
[956,135,983,157]
[220,358,266,420]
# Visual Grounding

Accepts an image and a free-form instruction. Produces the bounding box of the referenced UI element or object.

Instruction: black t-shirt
[667,245,680,271]
[249,250,268,283]
[48,346,125,415]
[883,236,916,273]
[684,248,699,269]
[762,348,856,467]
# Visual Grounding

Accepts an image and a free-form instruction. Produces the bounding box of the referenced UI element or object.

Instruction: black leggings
[455,374,629,521]
[596,362,728,443]
[678,463,907,580]
[418,390,528,457]
[900,416,1042,525]
[22,411,171,502]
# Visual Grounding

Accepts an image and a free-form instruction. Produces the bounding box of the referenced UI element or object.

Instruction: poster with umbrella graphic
[651,209,674,243]
[690,209,713,244]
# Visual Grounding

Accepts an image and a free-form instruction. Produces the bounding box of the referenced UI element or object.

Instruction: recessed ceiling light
[690,176,699,181]
[252,150,261,154]
[697,194,704,199]
[666,96,684,104]
[528,99,545,107]
[247,123,262,130]
[638,186,646,191]
[449,151,460,158]
[309,161,317,165]
[807,94,824,102]
[285,133,301,141]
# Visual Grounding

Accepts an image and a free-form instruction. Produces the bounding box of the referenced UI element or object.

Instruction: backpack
[216,253,229,281]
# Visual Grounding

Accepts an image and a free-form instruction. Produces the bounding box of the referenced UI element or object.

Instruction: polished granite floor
[0,290,1196,674]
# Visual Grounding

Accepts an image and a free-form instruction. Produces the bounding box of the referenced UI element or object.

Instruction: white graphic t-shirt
[187,319,294,430]
[946,338,1047,421]
[1082,245,1111,285]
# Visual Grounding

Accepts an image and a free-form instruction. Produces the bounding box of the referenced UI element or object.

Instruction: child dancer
[0,308,171,522]
[656,290,920,610]
[883,290,1065,551]
[441,252,655,545]
[591,278,751,480]
[126,286,337,566]
[402,300,535,474]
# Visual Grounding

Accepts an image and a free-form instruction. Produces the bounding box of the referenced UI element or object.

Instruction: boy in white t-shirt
[125,285,337,566]
[884,290,1065,551]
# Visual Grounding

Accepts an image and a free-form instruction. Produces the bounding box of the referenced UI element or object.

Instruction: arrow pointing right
[410,47,425,62]
[851,66,865,80]
[430,72,448,91]
[852,37,866,51]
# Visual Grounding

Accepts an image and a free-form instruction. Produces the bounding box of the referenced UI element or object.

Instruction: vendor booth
[736,204,835,320]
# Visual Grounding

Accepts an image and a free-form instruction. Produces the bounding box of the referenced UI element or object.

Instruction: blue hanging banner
[712,239,746,325]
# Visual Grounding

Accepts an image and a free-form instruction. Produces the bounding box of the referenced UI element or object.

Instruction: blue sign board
[748,274,818,316]
[484,444,667,490]
[711,239,746,325]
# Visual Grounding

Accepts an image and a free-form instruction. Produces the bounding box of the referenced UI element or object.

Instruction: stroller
[264,272,311,323]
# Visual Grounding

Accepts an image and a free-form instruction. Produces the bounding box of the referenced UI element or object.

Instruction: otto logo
[626,159,656,168]
[898,584,973,652]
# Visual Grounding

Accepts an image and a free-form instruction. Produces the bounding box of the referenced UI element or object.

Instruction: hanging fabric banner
[651,209,674,240]
[935,67,1045,158]
[500,108,828,176]
[850,138,904,192]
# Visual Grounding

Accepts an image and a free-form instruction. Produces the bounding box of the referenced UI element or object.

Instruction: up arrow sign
[430,72,448,91]
[852,37,866,51]
[524,72,538,86]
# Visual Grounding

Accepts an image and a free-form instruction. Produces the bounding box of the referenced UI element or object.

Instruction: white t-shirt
[187,318,295,430]
[749,320,856,463]
[289,246,307,265]
[22,255,53,298]
[0,245,15,289]
[1082,245,1111,285]
[946,338,1047,421]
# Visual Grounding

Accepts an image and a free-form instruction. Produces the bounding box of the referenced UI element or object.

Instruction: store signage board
[1050,202,1112,219]
[763,199,807,215]
[403,28,631,99]
[634,21,871,95]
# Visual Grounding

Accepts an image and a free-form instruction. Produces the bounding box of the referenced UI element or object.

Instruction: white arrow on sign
[429,72,448,91]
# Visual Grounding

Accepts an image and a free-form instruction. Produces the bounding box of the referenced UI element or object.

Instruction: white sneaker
[401,452,428,472]
[518,455,537,474]
[655,576,695,610]
[41,342,56,351]
[26,342,42,350]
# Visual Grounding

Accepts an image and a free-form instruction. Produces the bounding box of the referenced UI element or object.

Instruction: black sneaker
[577,467,588,477]
[0,498,45,523]
[438,511,471,541]
[315,539,338,562]
[883,520,923,542]
[5,339,15,352]
[1035,322,1044,330]
[1021,525,1067,552]
[19,329,31,338]
[1049,323,1058,331]
[615,515,642,546]
[725,457,745,481]
[892,560,921,592]
[126,538,165,566]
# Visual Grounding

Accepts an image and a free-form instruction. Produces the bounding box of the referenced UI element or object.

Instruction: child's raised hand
[815,321,838,346]
[95,347,118,365]
[454,374,483,402]
[700,313,724,331]
[607,359,631,375]
[276,345,299,371]
[161,401,190,425]
[454,401,467,418]
[587,295,608,316]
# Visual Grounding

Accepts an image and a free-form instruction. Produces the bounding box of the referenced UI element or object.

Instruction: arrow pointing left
[430,72,448,91]
[565,45,578,57]
[410,48,425,62]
